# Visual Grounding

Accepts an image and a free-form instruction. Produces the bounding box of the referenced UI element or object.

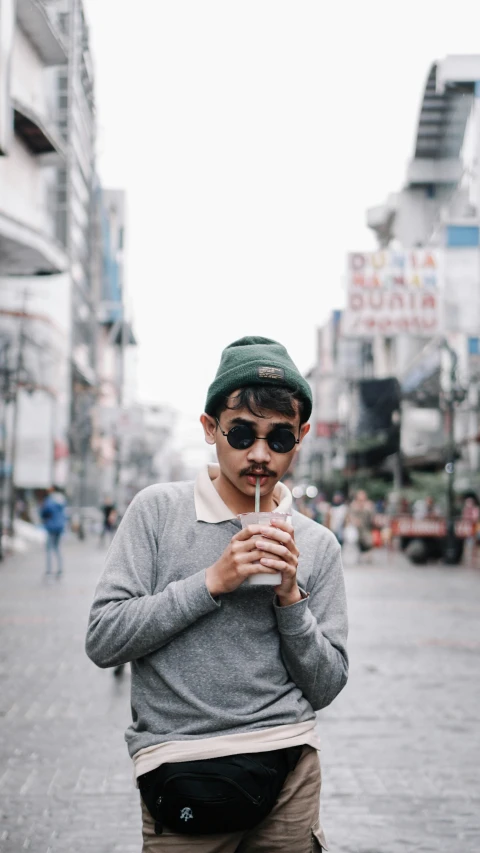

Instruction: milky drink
[238,512,291,585]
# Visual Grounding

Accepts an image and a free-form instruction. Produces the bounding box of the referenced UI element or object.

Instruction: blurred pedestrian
[462,496,479,523]
[348,489,375,562]
[99,497,117,546]
[328,492,347,545]
[413,495,440,519]
[40,486,67,577]
[296,496,315,520]
[86,335,347,851]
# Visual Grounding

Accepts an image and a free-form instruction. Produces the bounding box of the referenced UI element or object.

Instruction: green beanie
[205,336,312,422]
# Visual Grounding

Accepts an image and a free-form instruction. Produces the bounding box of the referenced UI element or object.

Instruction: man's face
[201,393,310,499]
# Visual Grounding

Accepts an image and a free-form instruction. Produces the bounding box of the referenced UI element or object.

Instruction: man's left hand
[255,519,302,606]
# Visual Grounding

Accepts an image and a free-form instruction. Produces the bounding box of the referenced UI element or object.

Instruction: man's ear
[200,413,217,446]
[296,422,310,451]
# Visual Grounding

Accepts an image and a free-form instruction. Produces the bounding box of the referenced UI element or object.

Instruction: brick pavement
[318,548,480,852]
[0,539,479,852]
[0,539,139,853]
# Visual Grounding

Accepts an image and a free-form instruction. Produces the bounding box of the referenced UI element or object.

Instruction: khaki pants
[140,746,328,852]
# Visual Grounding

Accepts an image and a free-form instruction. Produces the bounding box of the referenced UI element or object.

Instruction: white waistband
[133,719,320,784]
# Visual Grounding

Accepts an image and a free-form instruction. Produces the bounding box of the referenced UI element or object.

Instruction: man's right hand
[205,525,279,597]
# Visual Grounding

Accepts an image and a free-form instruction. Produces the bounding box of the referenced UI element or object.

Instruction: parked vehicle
[391,516,471,564]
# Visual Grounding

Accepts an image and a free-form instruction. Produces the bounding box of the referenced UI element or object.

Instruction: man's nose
[246,438,271,464]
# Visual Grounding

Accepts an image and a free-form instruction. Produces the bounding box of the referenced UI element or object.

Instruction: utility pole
[6,289,32,537]
[0,339,13,561]
[442,340,463,565]
[112,304,127,513]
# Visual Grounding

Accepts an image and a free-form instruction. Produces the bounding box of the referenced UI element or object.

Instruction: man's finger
[258,526,299,555]
[270,519,295,537]
[234,537,267,553]
[256,539,290,558]
[242,564,280,577]
[234,524,266,541]
[259,558,296,574]
[237,549,266,564]
[258,526,291,543]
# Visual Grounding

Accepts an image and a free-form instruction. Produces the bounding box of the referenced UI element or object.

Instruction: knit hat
[205,336,312,421]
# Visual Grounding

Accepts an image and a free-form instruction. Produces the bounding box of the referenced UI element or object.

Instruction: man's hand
[257,518,302,606]
[205,525,281,597]
[206,520,303,606]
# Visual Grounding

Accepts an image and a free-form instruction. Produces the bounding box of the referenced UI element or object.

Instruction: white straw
[255,477,261,513]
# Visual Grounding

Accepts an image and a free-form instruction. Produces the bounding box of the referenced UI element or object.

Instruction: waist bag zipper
[162,772,263,805]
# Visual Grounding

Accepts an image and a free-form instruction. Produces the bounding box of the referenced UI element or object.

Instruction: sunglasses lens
[227,425,255,450]
[268,429,296,453]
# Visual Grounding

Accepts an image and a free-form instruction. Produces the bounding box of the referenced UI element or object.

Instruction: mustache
[240,466,277,478]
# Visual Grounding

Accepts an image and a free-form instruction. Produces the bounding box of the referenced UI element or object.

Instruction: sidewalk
[318,549,480,852]
[0,542,479,852]
[0,539,139,853]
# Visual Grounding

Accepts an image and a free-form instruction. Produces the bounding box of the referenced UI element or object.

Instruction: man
[40,485,67,577]
[99,496,118,546]
[86,336,348,852]
[328,492,347,545]
[348,489,375,561]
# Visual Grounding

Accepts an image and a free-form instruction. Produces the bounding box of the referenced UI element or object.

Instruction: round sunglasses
[216,418,299,454]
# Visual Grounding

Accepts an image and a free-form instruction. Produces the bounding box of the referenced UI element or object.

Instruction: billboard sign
[14,390,54,489]
[342,249,441,337]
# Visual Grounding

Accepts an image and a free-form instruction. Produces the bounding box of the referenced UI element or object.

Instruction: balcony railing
[16,0,67,67]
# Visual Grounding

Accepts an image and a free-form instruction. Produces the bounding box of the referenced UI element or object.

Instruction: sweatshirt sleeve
[273,532,348,711]
[85,489,220,668]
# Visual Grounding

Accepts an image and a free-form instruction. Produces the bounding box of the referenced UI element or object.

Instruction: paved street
[1,539,479,852]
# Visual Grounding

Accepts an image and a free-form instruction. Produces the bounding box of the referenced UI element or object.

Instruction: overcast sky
[84,0,480,419]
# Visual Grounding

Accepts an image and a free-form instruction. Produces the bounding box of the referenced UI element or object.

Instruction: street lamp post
[0,339,14,561]
[444,402,457,564]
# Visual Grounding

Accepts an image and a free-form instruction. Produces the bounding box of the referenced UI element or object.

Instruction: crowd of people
[294,486,480,562]
[294,489,378,559]
[27,478,480,575]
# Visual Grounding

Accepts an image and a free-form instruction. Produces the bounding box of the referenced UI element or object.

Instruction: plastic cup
[238,512,291,585]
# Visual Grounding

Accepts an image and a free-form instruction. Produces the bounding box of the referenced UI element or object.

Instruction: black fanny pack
[138,746,303,836]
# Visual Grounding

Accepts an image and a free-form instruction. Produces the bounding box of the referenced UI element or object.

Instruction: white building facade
[0,0,70,517]
[365,55,480,485]
[49,0,99,509]
[312,56,480,491]
[94,188,138,503]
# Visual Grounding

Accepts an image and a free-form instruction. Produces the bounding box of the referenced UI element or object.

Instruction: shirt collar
[194,464,293,523]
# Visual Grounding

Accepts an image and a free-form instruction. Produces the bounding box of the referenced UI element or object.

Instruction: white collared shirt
[194,463,293,523]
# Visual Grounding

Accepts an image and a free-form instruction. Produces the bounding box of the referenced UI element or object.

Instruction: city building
[365,55,480,489]
[118,403,177,508]
[50,0,99,510]
[312,55,480,495]
[0,0,130,529]
[0,0,70,526]
[302,311,376,489]
[94,188,137,504]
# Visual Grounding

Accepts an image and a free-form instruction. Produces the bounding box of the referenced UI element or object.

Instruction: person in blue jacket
[40,486,67,577]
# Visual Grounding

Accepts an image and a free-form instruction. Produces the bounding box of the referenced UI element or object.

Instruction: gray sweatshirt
[86,482,348,758]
